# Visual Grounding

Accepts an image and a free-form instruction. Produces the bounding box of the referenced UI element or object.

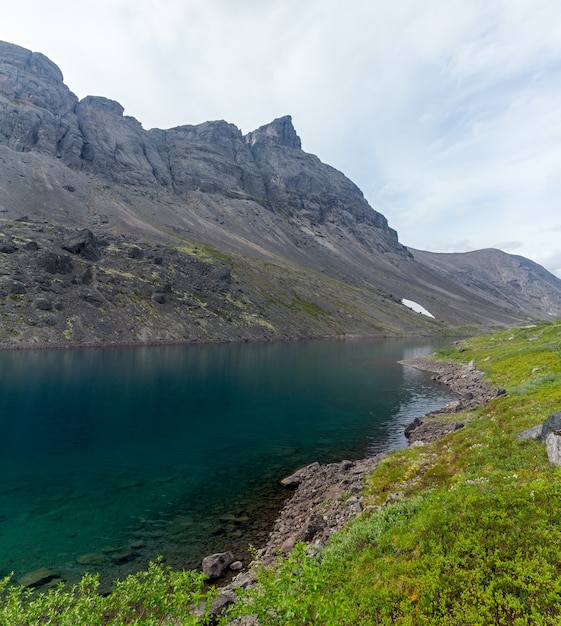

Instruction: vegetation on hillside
[2,320,561,624]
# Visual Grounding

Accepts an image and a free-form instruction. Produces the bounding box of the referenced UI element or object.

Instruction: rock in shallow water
[18,567,61,588]
[202,551,235,580]
[76,553,109,566]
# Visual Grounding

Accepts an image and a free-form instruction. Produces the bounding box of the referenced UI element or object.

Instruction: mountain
[1,40,560,347]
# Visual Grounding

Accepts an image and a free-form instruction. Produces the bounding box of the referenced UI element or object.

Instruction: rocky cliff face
[0,41,404,258]
[1,39,561,347]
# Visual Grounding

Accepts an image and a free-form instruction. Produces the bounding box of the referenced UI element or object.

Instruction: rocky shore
[397,355,506,444]
[205,355,504,621]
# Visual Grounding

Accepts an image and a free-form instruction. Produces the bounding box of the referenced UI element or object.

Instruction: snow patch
[401,298,435,319]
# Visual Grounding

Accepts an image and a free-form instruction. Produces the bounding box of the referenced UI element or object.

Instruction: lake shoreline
[220,355,499,601]
[0,331,452,352]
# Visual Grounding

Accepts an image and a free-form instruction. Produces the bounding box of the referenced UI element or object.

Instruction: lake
[0,337,455,587]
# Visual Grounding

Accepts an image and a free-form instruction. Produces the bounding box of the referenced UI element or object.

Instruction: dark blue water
[0,338,454,586]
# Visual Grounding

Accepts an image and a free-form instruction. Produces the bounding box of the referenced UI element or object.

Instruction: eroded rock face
[0,41,405,260]
[0,40,80,164]
[76,96,172,187]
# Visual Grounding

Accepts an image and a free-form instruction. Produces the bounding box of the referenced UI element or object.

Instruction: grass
[226,319,561,624]
[3,320,561,624]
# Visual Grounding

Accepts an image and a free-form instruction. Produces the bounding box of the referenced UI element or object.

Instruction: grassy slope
[229,320,561,625]
[3,321,561,624]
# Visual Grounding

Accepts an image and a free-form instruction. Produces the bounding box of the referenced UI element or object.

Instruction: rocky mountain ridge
[1,39,560,347]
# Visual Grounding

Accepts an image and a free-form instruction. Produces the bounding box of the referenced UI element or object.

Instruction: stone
[62,229,101,261]
[281,535,297,554]
[81,266,93,285]
[36,298,53,311]
[230,561,243,571]
[541,411,561,441]
[202,551,235,580]
[151,291,168,304]
[38,252,74,275]
[301,512,326,542]
[516,425,542,441]
[112,551,141,564]
[404,417,422,438]
[212,265,232,283]
[209,591,238,621]
[10,282,26,295]
[76,553,108,566]
[0,237,18,253]
[18,567,60,588]
[280,462,320,488]
[128,246,144,259]
[546,431,561,465]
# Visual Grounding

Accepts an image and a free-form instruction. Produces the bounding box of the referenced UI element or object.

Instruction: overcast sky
[3,1,561,276]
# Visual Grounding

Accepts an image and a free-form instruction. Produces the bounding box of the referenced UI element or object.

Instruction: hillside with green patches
[227,320,561,624]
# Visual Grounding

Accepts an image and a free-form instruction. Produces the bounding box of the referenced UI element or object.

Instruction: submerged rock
[76,553,109,566]
[18,567,61,588]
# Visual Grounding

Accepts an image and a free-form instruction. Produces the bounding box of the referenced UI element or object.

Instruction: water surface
[0,338,454,586]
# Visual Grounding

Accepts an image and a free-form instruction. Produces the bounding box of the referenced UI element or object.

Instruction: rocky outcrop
[0,41,403,260]
[258,457,383,564]
[0,41,80,164]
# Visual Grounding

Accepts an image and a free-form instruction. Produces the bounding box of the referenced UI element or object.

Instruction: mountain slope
[411,248,561,321]
[1,40,560,347]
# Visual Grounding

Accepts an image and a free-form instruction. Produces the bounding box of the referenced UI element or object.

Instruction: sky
[3,0,561,277]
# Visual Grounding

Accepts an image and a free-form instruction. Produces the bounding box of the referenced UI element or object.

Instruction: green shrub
[0,560,214,626]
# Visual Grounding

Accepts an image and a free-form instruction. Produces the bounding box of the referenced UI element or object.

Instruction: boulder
[202,551,235,580]
[35,298,54,311]
[76,553,108,566]
[62,229,101,261]
[280,462,320,488]
[546,431,561,466]
[301,512,326,542]
[0,237,18,253]
[209,591,238,622]
[516,425,542,441]
[17,567,61,588]
[38,252,74,275]
[404,417,422,438]
[541,411,561,441]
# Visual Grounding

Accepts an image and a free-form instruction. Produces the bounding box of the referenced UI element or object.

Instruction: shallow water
[0,338,455,586]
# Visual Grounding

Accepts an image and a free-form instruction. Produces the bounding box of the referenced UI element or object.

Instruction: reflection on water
[0,338,454,585]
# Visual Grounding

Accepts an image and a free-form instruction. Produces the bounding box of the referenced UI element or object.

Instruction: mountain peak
[245,115,302,149]
[0,40,64,83]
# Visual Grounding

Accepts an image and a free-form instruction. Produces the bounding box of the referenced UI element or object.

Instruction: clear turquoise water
[0,338,454,586]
